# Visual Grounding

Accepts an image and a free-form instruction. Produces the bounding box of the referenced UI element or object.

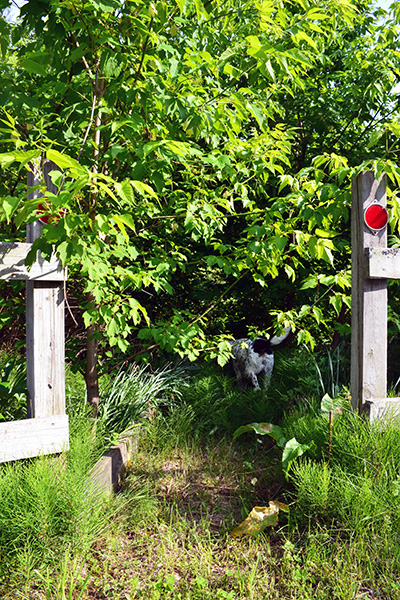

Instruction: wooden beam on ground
[0,415,69,463]
[0,242,64,281]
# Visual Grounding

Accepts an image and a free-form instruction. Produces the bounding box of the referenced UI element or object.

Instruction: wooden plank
[89,429,142,496]
[351,172,388,413]
[366,247,400,280]
[26,281,66,418]
[0,415,69,463]
[0,242,64,281]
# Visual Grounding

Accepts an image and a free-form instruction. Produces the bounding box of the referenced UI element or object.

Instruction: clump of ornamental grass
[97,361,192,443]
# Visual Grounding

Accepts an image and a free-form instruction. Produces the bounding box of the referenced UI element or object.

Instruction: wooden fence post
[351,172,388,414]
[26,160,66,418]
[0,158,69,464]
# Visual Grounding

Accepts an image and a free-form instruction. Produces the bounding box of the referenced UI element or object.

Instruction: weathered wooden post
[0,159,69,462]
[26,160,66,418]
[351,171,400,420]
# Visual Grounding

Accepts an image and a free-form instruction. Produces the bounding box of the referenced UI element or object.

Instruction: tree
[1,0,400,405]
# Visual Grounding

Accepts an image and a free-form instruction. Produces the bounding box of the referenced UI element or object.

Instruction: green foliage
[0,358,26,421]
[32,551,93,600]
[0,418,112,570]
[291,412,400,538]
[174,366,289,437]
[234,421,314,479]
[97,361,191,442]
[4,346,400,597]
[1,0,400,369]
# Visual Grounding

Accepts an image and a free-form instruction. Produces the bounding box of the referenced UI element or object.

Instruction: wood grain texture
[0,242,64,281]
[351,172,387,412]
[0,415,69,463]
[365,247,400,280]
[26,281,66,417]
[25,160,66,419]
[367,398,400,422]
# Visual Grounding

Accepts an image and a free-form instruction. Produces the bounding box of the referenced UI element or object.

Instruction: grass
[1,346,400,598]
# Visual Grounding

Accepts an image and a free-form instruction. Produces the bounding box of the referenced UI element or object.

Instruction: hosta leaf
[233,422,286,447]
[281,438,313,476]
[320,393,342,416]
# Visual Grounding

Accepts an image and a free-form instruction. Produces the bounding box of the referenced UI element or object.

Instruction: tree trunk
[85,298,100,410]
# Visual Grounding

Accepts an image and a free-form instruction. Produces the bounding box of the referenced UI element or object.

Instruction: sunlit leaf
[231,501,290,537]
[233,422,286,447]
[281,438,313,477]
[320,393,342,416]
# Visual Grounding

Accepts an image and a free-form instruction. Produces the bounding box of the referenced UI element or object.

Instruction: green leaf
[274,236,287,251]
[320,393,342,416]
[281,438,312,477]
[87,0,117,11]
[0,196,20,223]
[329,294,343,315]
[293,30,319,52]
[46,150,85,175]
[112,213,136,235]
[20,58,47,76]
[101,49,124,78]
[0,150,40,168]
[233,422,286,447]
[315,228,339,238]
[131,180,158,199]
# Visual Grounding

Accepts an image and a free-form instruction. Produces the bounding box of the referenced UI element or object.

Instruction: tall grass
[3,344,400,598]
[97,361,191,442]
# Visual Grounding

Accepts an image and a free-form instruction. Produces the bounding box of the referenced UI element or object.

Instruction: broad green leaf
[95,180,119,203]
[293,30,319,52]
[131,180,158,199]
[20,58,47,76]
[0,196,20,223]
[101,49,124,78]
[274,236,287,251]
[223,64,241,79]
[281,438,312,477]
[112,213,136,234]
[320,393,343,416]
[46,150,85,175]
[329,294,343,315]
[315,228,339,238]
[87,0,116,11]
[233,422,286,447]
[299,275,318,290]
[265,59,275,80]
[0,150,40,168]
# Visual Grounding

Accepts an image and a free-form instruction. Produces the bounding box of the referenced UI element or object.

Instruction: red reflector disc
[37,202,66,225]
[364,202,388,232]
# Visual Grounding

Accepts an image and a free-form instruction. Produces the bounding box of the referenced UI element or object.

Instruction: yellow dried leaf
[231,501,289,538]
